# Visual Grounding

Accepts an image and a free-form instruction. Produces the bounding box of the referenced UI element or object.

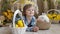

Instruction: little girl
[23,4,39,32]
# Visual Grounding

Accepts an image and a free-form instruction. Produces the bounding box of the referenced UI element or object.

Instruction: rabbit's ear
[42,13,46,15]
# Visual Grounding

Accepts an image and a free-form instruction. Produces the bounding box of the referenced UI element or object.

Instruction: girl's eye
[27,10,30,11]
[31,9,34,11]
[27,9,34,11]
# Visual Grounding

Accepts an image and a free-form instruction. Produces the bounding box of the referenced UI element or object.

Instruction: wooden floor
[25,24,60,34]
[0,24,60,34]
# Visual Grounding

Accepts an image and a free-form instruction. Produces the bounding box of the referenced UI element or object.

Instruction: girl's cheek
[26,11,30,15]
[26,10,29,13]
[31,11,34,14]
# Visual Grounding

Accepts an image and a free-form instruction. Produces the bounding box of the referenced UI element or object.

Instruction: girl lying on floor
[22,4,39,32]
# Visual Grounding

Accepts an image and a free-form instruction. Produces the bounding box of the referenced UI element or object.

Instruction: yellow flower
[17,20,24,27]
[47,14,53,19]
[16,24,19,28]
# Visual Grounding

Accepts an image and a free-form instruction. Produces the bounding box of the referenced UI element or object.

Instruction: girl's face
[26,6,34,17]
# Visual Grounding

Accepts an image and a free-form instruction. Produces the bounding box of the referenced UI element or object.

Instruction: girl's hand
[32,26,39,32]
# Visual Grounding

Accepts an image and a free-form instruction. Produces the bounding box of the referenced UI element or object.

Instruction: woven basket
[12,10,27,34]
[36,14,51,30]
[47,9,60,24]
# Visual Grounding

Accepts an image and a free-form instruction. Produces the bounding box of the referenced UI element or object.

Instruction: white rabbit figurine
[38,13,50,23]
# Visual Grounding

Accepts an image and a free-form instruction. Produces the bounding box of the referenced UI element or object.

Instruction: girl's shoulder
[23,16,25,20]
[23,16,27,21]
[31,16,36,22]
[32,16,36,20]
